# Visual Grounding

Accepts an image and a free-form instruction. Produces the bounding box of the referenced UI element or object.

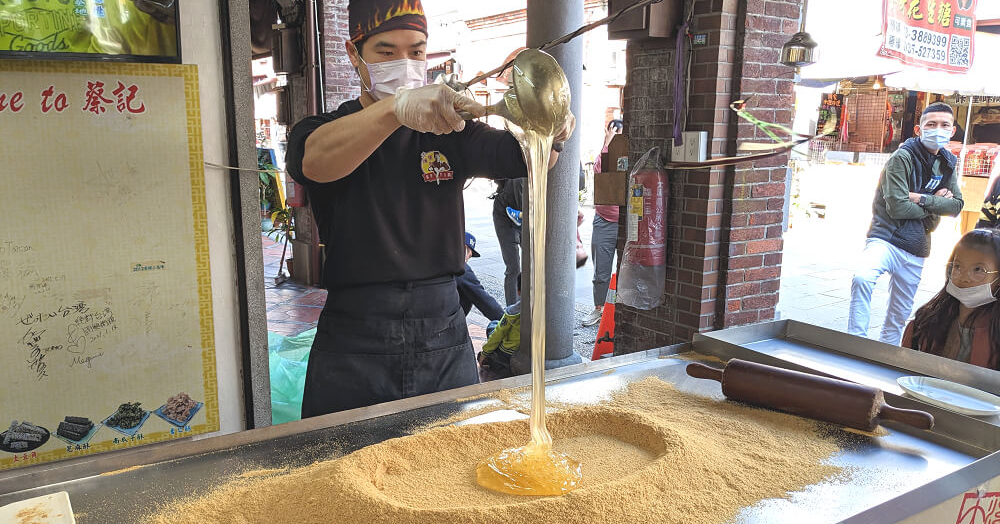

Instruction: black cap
[464,232,480,257]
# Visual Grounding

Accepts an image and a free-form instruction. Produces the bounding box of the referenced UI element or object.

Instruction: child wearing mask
[902,229,1000,370]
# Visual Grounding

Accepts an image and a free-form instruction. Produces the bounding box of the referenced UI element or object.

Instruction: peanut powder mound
[148,377,843,524]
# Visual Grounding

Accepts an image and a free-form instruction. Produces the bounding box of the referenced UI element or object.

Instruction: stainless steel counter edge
[690,320,1000,523]
[0,344,686,496]
[842,452,1000,524]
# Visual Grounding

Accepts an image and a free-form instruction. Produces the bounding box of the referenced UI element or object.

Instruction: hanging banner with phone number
[878,0,978,73]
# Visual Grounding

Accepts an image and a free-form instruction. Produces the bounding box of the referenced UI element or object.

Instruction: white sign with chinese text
[879,0,978,73]
[0,61,218,471]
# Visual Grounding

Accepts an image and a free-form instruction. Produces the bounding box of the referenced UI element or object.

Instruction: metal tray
[0,321,997,523]
[693,319,1000,523]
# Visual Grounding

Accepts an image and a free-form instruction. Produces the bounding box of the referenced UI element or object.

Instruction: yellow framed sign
[0,60,217,470]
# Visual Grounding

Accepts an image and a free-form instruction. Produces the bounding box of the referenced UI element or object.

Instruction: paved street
[777,168,961,337]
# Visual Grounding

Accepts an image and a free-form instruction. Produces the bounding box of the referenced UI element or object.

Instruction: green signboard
[0,0,179,62]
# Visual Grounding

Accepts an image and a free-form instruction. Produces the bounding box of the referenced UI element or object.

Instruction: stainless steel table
[1,320,998,523]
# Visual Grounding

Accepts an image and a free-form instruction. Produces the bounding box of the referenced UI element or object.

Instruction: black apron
[300,276,479,417]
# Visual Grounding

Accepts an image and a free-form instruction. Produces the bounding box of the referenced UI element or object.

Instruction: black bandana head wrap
[349,0,427,44]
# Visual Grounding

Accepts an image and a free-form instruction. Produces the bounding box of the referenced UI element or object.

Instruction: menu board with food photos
[0,60,217,470]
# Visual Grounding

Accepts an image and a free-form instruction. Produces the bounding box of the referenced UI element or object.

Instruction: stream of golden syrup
[475,127,582,497]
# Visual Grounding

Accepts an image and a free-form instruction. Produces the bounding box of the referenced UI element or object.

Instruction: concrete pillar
[513,0,584,374]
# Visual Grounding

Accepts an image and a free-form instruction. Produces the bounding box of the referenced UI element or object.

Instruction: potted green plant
[258,150,282,220]
[260,171,276,219]
[266,206,295,282]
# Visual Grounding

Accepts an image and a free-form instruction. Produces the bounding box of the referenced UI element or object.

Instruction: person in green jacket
[849,102,965,345]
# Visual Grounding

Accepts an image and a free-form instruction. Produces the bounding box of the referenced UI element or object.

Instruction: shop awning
[798,0,909,80]
[426,56,456,72]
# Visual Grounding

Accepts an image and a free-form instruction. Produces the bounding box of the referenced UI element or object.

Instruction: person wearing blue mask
[283,0,576,418]
[848,102,964,345]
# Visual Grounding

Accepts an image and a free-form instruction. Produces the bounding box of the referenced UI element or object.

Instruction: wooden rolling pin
[686,359,934,432]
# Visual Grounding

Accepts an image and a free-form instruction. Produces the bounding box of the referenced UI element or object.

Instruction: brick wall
[615,0,800,354]
[615,37,680,352]
[320,0,360,111]
[722,0,800,328]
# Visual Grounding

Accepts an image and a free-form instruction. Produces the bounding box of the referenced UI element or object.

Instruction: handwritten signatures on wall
[1,240,113,381]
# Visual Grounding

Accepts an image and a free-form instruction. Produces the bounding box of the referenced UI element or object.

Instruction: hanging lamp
[780,0,818,67]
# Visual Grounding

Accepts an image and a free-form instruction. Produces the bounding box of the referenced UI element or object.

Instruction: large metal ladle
[457,49,570,136]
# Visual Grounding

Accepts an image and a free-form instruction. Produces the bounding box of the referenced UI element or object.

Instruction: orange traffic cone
[592,273,617,360]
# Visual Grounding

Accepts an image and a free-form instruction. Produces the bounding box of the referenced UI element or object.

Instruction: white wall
[180,0,247,436]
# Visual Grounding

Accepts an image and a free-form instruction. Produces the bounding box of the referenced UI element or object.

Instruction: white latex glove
[553,111,576,144]
[394,84,486,135]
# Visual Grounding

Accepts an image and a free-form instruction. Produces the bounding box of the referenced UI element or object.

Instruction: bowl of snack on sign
[101,402,150,437]
[1,421,50,453]
[54,416,100,445]
[153,392,203,427]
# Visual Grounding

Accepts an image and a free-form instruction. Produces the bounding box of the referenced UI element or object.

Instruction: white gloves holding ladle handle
[393,84,486,135]
[393,83,576,146]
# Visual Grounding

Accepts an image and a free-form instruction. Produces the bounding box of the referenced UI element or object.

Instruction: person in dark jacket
[457,232,504,321]
[976,173,1000,229]
[848,102,964,345]
[491,178,524,306]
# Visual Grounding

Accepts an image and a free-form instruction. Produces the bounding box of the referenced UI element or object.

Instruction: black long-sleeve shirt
[977,175,1000,229]
[457,264,504,321]
[285,100,527,288]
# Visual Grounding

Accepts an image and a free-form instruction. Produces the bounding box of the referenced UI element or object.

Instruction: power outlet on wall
[670,131,708,162]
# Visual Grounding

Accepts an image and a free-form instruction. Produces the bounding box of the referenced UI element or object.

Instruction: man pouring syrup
[284,0,575,417]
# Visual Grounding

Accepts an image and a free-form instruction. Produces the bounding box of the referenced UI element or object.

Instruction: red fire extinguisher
[285,178,306,207]
[618,147,668,309]
[627,169,668,265]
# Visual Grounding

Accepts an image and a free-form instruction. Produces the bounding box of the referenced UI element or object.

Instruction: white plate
[0,491,75,523]
[897,376,1000,417]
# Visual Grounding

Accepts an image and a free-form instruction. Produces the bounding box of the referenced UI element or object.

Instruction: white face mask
[358,56,426,100]
[946,279,998,308]
[920,127,951,150]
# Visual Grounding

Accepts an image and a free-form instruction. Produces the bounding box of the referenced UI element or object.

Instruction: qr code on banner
[950,35,971,67]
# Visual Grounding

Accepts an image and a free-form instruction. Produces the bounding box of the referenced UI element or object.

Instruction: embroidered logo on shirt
[924,171,944,192]
[420,151,454,184]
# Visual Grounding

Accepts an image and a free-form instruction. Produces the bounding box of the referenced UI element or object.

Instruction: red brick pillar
[718,0,800,328]
[320,0,360,111]
[615,0,801,354]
